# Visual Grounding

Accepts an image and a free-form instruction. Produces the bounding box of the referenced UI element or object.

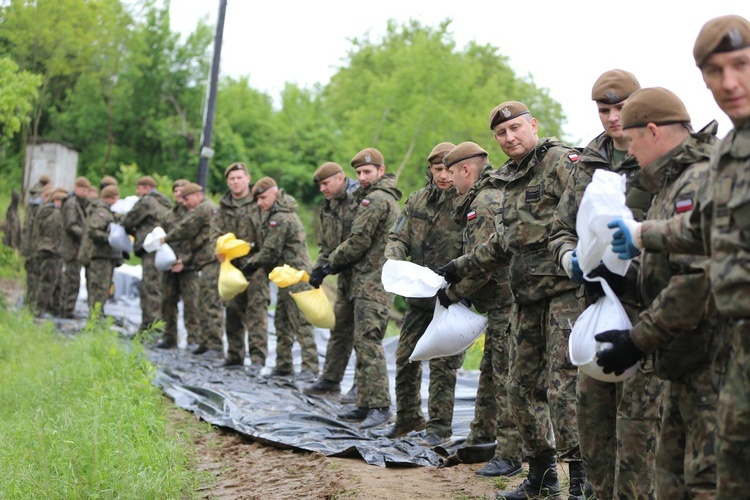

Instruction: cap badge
[501,107,511,118]
[605,90,618,102]
[364,155,372,163]
[729,27,743,48]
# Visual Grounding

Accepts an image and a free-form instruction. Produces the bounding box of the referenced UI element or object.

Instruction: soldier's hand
[308,266,329,288]
[608,219,642,260]
[594,329,644,375]
[216,253,226,263]
[436,260,461,284]
[436,288,457,308]
[561,250,584,284]
[584,263,628,304]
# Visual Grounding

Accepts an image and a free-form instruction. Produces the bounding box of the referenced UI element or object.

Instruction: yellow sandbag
[216,232,251,260]
[268,264,310,288]
[218,259,248,300]
[291,288,335,329]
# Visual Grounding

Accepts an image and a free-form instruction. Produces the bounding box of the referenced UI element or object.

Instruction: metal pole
[196,0,228,189]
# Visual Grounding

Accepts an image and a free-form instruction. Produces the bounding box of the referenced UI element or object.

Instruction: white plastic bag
[576,169,634,277]
[108,222,133,253]
[381,259,447,298]
[154,243,177,271]
[143,226,167,253]
[569,278,637,382]
[110,195,139,215]
[409,301,488,361]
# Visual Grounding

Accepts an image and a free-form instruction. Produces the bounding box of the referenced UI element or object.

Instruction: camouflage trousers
[656,364,718,499]
[274,282,319,374]
[466,307,523,460]
[196,262,224,351]
[353,297,391,409]
[24,257,40,312]
[225,269,270,364]
[577,365,663,500]
[160,268,199,345]
[86,258,115,314]
[139,253,163,330]
[509,289,581,459]
[393,303,463,437]
[320,291,355,383]
[60,258,81,317]
[716,319,750,499]
[35,253,62,316]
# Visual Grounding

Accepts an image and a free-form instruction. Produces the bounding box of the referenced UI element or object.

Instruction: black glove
[240,261,258,278]
[436,260,461,284]
[437,288,457,308]
[122,251,130,260]
[584,263,628,304]
[309,265,332,288]
[594,329,645,375]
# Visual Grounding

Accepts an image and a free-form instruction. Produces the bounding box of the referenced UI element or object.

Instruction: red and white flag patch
[361,198,371,206]
[675,198,694,213]
[467,210,477,221]
[568,153,580,162]
[269,220,278,227]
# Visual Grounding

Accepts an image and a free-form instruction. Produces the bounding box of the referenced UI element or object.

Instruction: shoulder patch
[98,211,105,218]
[269,220,279,227]
[568,153,580,162]
[361,198,371,206]
[675,197,694,214]
[466,210,477,221]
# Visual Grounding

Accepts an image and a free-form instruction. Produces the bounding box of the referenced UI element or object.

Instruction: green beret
[694,15,750,67]
[172,178,190,189]
[251,176,277,197]
[489,101,530,130]
[74,176,91,188]
[224,162,248,179]
[443,142,488,169]
[180,182,203,197]
[621,87,691,130]
[427,142,456,165]
[351,148,384,169]
[136,175,157,188]
[51,190,68,202]
[313,162,343,183]
[100,175,118,188]
[39,175,51,185]
[101,185,119,198]
[591,69,640,104]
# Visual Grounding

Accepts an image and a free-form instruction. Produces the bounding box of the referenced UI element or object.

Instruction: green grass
[0,309,204,497]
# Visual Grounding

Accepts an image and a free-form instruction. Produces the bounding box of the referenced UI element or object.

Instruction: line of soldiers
[16,13,749,500]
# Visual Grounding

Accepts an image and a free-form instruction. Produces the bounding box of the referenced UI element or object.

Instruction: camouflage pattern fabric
[274,282,319,374]
[352,297,391,409]
[139,252,162,329]
[23,190,43,309]
[86,258,115,314]
[80,199,121,314]
[60,194,87,317]
[31,202,63,315]
[160,270,199,345]
[196,262,224,351]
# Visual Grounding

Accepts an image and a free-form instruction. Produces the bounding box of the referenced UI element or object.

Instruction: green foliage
[462,333,484,371]
[0,240,24,280]
[0,311,201,496]
[0,57,42,143]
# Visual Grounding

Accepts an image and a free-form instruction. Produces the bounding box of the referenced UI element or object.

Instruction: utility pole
[196,0,228,188]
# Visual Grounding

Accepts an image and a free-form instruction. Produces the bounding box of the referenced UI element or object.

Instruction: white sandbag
[576,169,633,277]
[110,195,139,215]
[143,226,167,253]
[108,222,133,253]
[381,259,447,298]
[569,278,638,382]
[409,301,487,361]
[154,243,177,271]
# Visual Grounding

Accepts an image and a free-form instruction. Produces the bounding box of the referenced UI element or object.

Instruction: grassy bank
[0,311,207,497]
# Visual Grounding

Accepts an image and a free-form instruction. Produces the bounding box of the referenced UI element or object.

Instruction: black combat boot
[567,460,593,500]
[496,454,560,500]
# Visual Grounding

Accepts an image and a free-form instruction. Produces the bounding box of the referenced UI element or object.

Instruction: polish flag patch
[568,153,580,162]
[675,198,694,213]
[466,210,477,221]
[361,198,370,206]
[269,220,278,227]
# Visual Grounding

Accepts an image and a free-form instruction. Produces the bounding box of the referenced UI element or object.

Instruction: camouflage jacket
[641,120,750,319]
[61,194,88,262]
[248,190,312,273]
[631,124,718,378]
[314,178,359,270]
[79,199,120,264]
[330,173,402,302]
[22,198,43,258]
[165,198,218,270]
[446,164,512,312]
[385,179,463,310]
[34,202,63,257]
[163,203,193,269]
[120,190,172,256]
[455,137,579,305]
[215,190,263,269]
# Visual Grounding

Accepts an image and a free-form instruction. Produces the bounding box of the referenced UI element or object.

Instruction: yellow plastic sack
[216,233,252,300]
[216,232,251,260]
[268,264,310,288]
[291,288,335,329]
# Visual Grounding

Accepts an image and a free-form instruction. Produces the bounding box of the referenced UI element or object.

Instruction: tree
[0,56,41,145]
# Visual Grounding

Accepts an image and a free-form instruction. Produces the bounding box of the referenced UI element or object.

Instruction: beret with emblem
[100,175,118,188]
[427,142,456,165]
[443,142,489,169]
[313,162,344,183]
[136,175,157,187]
[101,185,119,198]
[172,178,189,189]
[591,69,640,104]
[180,182,203,197]
[224,162,248,178]
[74,176,91,188]
[351,148,384,169]
[51,190,68,202]
[694,15,750,67]
[251,176,277,197]
[488,101,531,130]
[621,87,691,130]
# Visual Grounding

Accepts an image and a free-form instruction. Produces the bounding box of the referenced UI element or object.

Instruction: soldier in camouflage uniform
[305,162,360,399]
[596,88,720,498]
[379,142,464,445]
[79,185,122,314]
[59,177,91,318]
[548,70,662,499]
[241,177,319,379]
[120,175,172,331]
[154,179,199,350]
[314,148,402,430]
[606,17,750,497]
[32,189,66,317]
[438,102,582,500]
[439,142,523,475]
[215,162,269,369]
[163,182,223,354]
[23,175,50,309]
